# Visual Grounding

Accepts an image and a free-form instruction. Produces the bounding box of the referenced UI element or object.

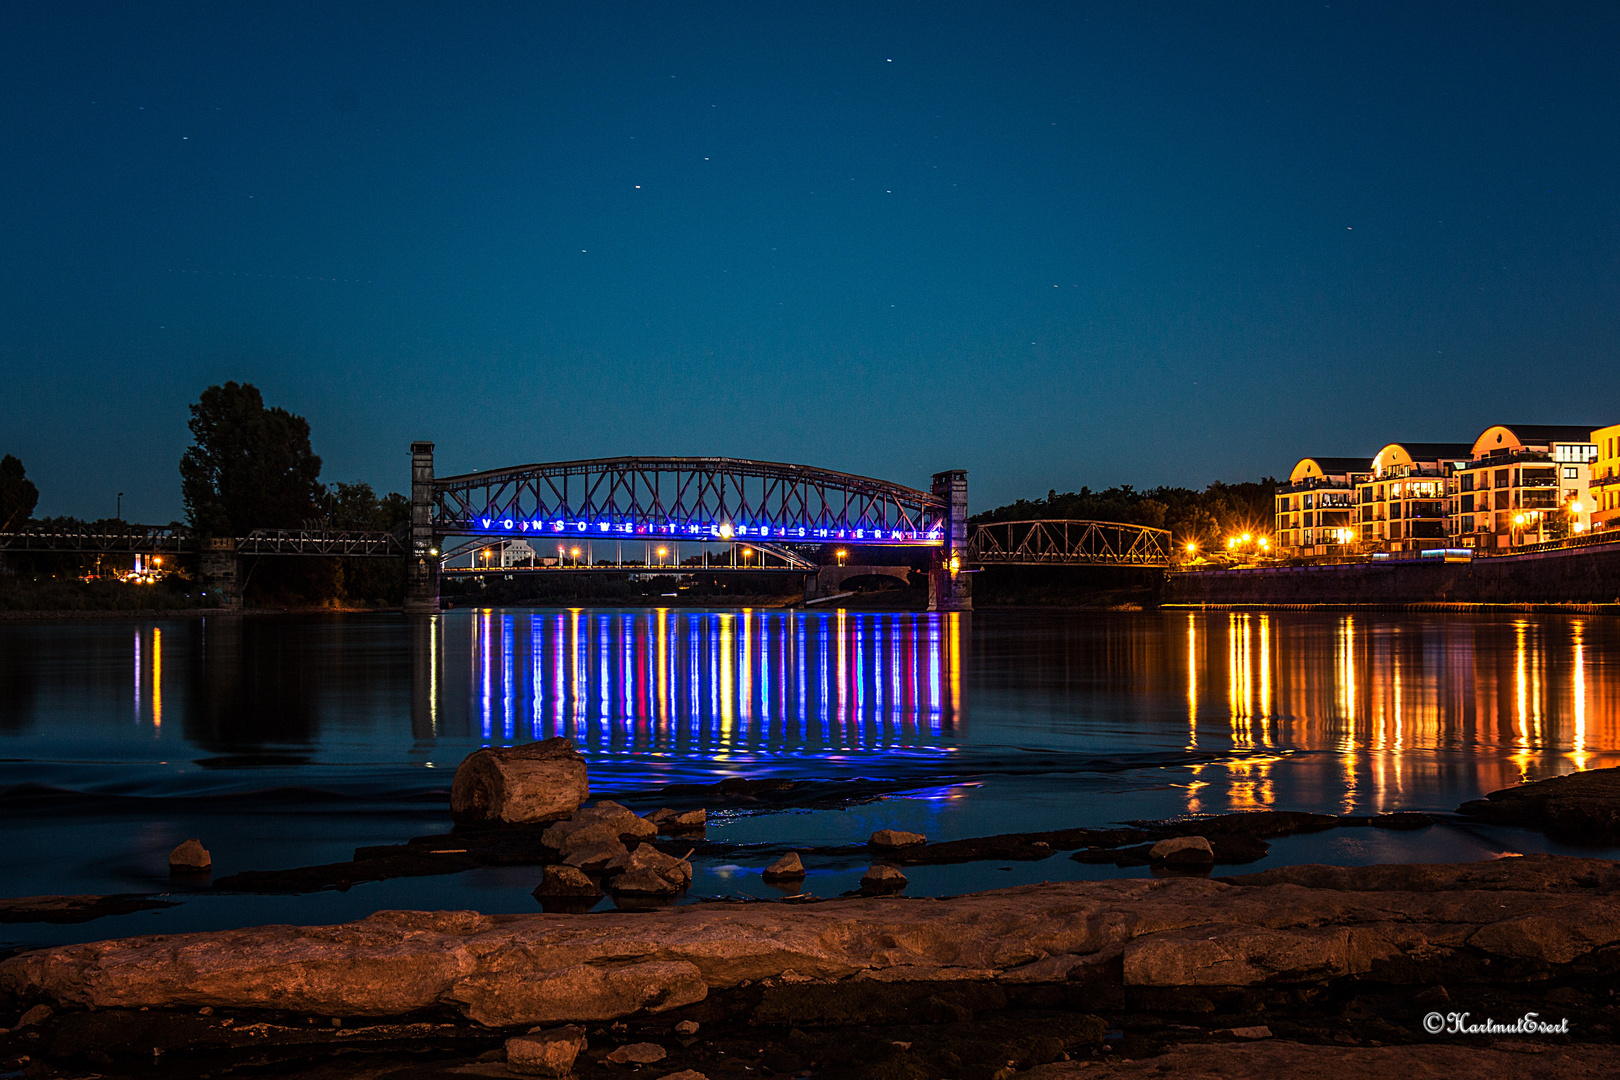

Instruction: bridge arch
[405,444,971,612]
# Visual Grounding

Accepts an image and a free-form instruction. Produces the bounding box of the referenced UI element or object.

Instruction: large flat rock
[4,855,1619,1026]
[1029,1041,1620,1080]
[1458,765,1620,840]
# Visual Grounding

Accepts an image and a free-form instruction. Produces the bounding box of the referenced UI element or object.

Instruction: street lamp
[656,546,668,565]
[836,548,848,566]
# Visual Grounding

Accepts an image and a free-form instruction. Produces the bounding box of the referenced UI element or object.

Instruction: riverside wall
[1166,539,1620,607]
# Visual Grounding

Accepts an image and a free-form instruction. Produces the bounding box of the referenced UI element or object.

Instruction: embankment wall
[1166,541,1620,607]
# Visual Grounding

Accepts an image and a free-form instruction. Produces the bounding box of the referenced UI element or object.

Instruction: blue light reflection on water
[446,609,963,766]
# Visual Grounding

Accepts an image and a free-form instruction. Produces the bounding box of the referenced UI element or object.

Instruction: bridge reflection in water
[412,609,967,757]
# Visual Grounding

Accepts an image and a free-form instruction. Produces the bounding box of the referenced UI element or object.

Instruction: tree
[179,383,323,535]
[0,455,39,531]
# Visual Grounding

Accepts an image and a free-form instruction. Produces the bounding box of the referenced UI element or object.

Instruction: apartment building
[1354,443,1474,552]
[1275,457,1371,556]
[1448,424,1598,549]
[1588,422,1620,534]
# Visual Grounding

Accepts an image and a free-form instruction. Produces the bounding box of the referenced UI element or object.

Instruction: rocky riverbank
[4,854,1619,1078]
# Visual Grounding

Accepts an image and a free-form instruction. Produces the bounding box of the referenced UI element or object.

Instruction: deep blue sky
[4,2,1618,522]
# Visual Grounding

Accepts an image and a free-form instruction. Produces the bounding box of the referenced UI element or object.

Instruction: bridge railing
[968,519,1173,566]
[0,527,191,554]
[236,529,405,556]
[430,456,947,545]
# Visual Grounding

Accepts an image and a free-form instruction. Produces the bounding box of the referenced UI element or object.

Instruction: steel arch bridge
[427,456,949,546]
[968,519,1173,566]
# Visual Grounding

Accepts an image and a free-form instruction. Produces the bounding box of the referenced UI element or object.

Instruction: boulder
[656,1073,711,1080]
[506,1025,586,1077]
[1149,836,1215,865]
[545,820,630,855]
[861,864,907,892]
[564,841,629,874]
[544,807,657,848]
[673,1020,699,1035]
[612,869,680,897]
[18,1004,53,1027]
[611,845,693,890]
[533,866,600,900]
[646,808,707,833]
[869,829,926,850]
[762,853,805,880]
[169,839,211,872]
[606,1042,667,1064]
[451,738,588,825]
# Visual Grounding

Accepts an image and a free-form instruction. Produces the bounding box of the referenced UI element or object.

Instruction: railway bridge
[0,442,1175,611]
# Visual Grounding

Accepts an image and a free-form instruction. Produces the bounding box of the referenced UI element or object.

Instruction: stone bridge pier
[404,441,442,614]
[928,469,972,611]
[198,537,241,609]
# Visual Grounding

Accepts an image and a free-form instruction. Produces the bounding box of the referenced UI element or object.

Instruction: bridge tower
[928,469,972,612]
[404,441,441,614]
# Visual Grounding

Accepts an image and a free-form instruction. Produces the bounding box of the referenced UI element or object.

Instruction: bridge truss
[968,519,1172,566]
[0,527,403,557]
[429,456,947,546]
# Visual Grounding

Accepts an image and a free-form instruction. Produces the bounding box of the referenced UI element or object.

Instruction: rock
[1458,765,1620,840]
[1149,836,1214,865]
[18,1004,53,1027]
[533,865,600,899]
[612,844,692,890]
[544,809,656,850]
[448,960,707,1027]
[869,829,926,850]
[13,855,1620,1025]
[0,894,177,924]
[545,820,631,855]
[451,738,589,825]
[1023,1042,1620,1079]
[506,1025,586,1077]
[606,1042,667,1064]
[673,1019,699,1035]
[564,841,629,874]
[656,1072,710,1080]
[643,808,706,833]
[861,864,907,892]
[762,853,805,880]
[169,839,212,871]
[610,869,680,897]
[1225,1025,1272,1039]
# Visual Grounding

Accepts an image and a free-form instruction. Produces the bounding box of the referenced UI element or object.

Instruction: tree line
[1,382,409,605]
[971,480,1277,549]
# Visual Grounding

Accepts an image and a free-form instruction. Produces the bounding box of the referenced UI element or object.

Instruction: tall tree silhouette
[179,382,323,535]
[0,455,39,531]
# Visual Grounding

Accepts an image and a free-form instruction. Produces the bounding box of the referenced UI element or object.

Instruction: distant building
[1355,443,1473,553]
[1275,457,1371,556]
[1589,423,1620,535]
[1448,424,1598,549]
[501,539,536,567]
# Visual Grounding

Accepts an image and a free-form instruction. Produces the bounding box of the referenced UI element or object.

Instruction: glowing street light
[656,546,668,564]
[1185,541,1198,555]
[836,548,848,566]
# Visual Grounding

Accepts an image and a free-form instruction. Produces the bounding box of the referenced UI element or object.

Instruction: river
[1,607,1615,950]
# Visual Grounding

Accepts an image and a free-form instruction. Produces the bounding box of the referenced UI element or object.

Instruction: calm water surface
[2,608,1616,948]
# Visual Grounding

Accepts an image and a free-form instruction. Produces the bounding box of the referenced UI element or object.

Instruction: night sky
[4,3,1618,522]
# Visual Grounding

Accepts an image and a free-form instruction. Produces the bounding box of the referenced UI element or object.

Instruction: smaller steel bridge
[0,527,404,557]
[968,519,1173,567]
